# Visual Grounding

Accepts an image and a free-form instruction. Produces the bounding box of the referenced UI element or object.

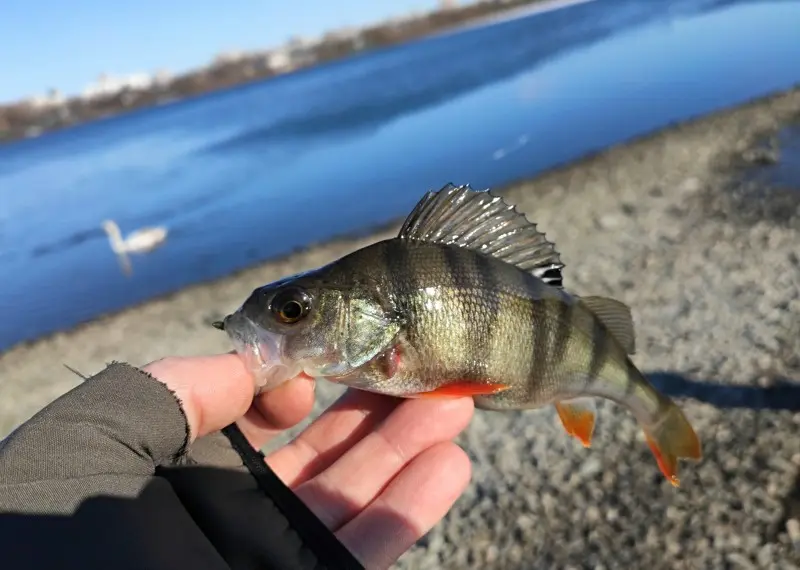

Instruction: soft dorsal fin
[580,296,636,354]
[398,183,565,288]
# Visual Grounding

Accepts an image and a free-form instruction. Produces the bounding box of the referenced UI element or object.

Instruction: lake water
[0,0,798,352]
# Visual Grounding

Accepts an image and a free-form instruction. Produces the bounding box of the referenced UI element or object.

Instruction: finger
[293,397,474,530]
[266,389,401,486]
[336,442,472,570]
[236,375,316,450]
[143,354,255,441]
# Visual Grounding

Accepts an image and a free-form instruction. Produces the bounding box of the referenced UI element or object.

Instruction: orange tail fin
[642,404,702,487]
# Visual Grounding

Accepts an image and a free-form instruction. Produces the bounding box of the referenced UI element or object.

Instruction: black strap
[221,424,365,570]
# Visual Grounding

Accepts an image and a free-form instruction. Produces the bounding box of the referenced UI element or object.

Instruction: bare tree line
[0,0,544,144]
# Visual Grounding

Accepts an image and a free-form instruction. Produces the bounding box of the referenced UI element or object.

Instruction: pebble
[787,519,800,549]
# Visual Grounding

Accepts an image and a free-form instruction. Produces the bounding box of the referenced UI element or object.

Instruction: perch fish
[215,183,702,485]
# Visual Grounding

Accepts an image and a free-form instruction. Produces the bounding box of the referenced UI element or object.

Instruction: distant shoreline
[0,0,555,145]
[430,0,593,38]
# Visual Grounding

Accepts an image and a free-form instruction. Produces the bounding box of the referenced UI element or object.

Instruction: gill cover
[331,297,401,375]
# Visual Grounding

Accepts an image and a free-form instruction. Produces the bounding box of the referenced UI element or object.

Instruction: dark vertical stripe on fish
[624,357,639,399]
[551,299,572,365]
[529,299,549,399]
[474,251,498,296]
[335,249,361,290]
[442,246,491,377]
[474,251,500,378]
[383,239,415,314]
[587,315,608,386]
[442,245,471,291]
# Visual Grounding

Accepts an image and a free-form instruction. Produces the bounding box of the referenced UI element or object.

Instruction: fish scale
[219,183,702,486]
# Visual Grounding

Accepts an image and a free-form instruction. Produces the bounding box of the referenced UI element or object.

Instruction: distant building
[125,73,153,90]
[322,27,358,42]
[284,35,318,67]
[264,49,291,72]
[152,69,173,87]
[211,51,246,67]
[81,73,154,100]
[24,88,65,109]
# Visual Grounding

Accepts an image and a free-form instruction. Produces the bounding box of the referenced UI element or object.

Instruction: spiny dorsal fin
[398,183,565,288]
[580,296,636,354]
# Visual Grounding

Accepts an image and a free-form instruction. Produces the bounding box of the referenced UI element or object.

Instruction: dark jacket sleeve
[0,362,364,570]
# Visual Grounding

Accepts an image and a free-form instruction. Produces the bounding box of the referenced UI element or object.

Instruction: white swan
[101,219,168,275]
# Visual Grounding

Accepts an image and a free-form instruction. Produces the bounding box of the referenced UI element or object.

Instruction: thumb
[143,353,256,442]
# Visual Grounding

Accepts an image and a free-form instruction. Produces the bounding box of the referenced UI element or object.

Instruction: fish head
[221,267,400,393]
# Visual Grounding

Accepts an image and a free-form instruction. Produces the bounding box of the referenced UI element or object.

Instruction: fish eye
[270,287,311,324]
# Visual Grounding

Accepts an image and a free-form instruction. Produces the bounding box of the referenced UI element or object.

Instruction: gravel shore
[2,87,800,569]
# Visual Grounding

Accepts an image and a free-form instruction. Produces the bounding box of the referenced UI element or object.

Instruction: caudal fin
[642,404,702,487]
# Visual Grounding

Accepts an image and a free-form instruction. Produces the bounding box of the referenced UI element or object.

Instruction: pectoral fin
[554,397,597,447]
[340,299,401,370]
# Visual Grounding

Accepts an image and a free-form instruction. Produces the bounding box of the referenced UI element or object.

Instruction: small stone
[786,519,800,549]
[580,457,602,477]
[515,514,534,530]
[485,545,499,563]
[756,544,774,567]
[679,177,702,194]
[726,552,756,570]
[598,214,621,229]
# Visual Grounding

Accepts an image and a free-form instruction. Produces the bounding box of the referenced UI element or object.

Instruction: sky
[0,0,439,103]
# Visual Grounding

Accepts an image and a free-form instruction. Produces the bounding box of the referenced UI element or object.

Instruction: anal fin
[416,381,510,399]
[554,398,597,447]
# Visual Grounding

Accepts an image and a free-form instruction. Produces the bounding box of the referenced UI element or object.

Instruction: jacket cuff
[0,362,190,484]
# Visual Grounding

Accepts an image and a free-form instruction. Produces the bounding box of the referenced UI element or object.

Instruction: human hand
[144,354,475,570]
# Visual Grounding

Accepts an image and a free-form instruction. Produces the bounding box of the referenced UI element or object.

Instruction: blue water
[0,0,798,352]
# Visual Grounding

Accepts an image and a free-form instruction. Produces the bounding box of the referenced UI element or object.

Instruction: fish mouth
[220,311,301,394]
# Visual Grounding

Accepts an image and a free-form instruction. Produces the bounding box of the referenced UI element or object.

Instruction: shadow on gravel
[647,371,800,411]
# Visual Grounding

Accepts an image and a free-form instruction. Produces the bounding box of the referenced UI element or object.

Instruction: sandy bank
[2,87,800,568]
